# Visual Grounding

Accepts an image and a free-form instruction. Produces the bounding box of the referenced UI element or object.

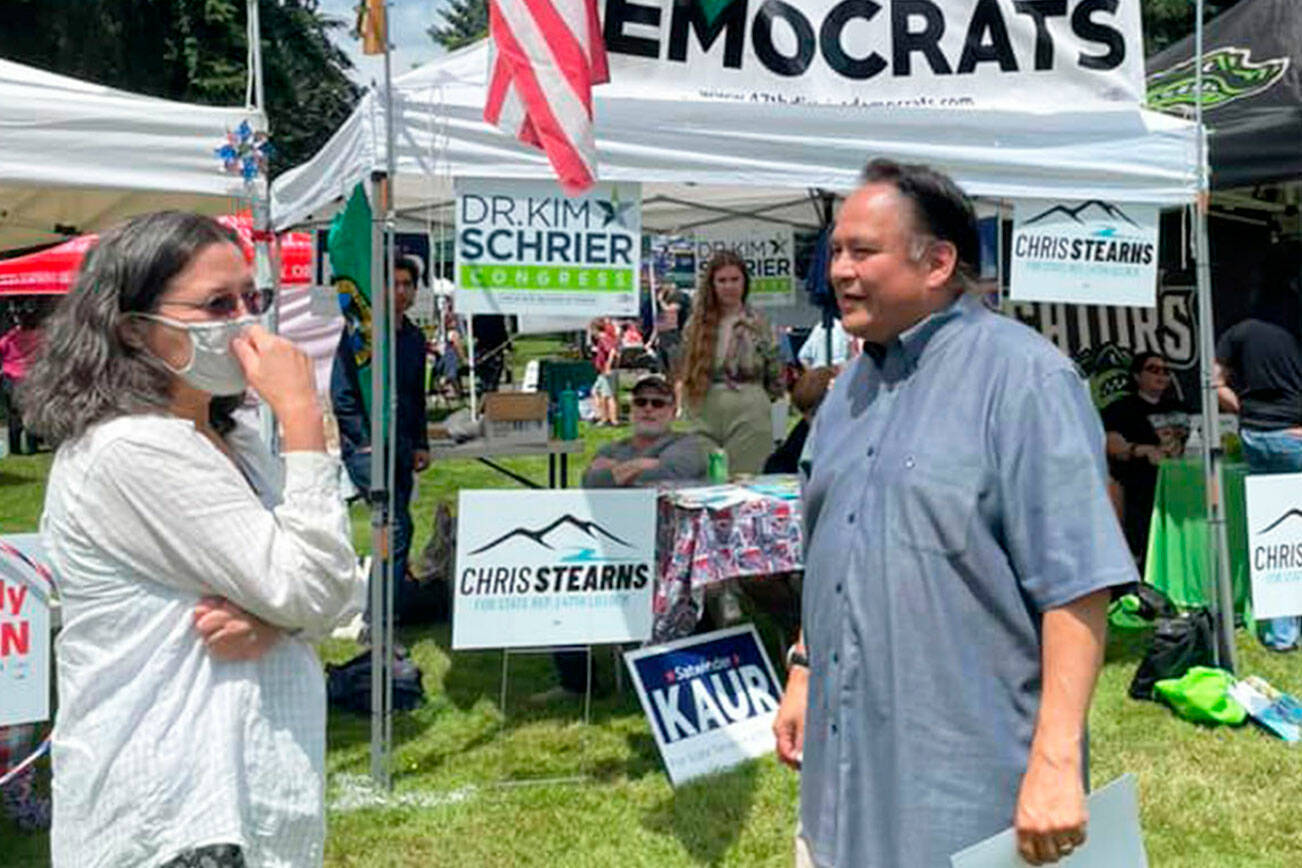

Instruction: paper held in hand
[950,774,1146,868]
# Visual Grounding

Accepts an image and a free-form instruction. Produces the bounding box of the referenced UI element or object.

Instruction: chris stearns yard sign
[694,222,796,307]
[452,490,658,650]
[600,0,1147,110]
[1009,199,1159,308]
[1246,474,1302,620]
[0,535,54,727]
[454,178,642,317]
[625,624,783,786]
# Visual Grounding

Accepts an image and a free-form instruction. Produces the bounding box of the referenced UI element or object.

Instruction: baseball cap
[631,373,674,396]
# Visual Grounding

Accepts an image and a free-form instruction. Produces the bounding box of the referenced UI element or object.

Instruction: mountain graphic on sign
[1258,509,1302,536]
[1023,201,1140,229]
[469,514,632,555]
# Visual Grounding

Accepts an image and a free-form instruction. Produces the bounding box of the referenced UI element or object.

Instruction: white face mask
[136,313,257,396]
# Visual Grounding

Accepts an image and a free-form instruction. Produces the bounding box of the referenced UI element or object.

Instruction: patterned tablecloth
[652,476,804,641]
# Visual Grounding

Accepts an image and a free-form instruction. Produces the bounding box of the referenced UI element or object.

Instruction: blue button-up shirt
[800,293,1135,868]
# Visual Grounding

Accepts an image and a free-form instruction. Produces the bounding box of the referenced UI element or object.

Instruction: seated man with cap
[540,375,709,702]
[582,373,710,489]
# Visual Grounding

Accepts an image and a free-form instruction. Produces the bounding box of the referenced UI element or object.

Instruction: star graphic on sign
[597,187,635,229]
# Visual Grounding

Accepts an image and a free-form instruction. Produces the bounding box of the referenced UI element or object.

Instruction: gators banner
[602,0,1146,109]
[626,624,782,786]
[454,178,641,317]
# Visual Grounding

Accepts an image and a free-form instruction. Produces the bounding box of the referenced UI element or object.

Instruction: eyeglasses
[160,287,275,318]
[1142,365,1170,375]
[632,396,672,409]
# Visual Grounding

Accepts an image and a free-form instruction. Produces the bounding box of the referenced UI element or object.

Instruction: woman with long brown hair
[679,250,783,474]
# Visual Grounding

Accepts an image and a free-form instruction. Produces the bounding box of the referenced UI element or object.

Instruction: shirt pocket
[885,459,983,557]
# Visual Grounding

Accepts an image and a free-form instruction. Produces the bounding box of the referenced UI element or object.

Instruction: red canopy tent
[0,214,312,296]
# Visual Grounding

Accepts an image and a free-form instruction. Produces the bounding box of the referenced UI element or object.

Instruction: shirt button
[848,513,856,524]
[904,456,916,469]
[835,583,843,593]
[832,652,839,664]
[831,723,838,735]
[866,446,875,457]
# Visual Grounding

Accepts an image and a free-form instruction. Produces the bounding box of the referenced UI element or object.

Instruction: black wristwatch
[786,644,809,669]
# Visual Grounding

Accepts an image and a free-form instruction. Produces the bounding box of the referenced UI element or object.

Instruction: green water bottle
[708,448,729,484]
[560,382,579,440]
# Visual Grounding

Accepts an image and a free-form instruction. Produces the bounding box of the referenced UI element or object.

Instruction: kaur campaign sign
[626,625,783,786]
[0,535,54,727]
[694,222,796,307]
[454,178,642,317]
[452,490,657,649]
[1009,199,1159,308]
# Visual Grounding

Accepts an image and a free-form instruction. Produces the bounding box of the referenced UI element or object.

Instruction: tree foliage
[0,0,359,176]
[1142,0,1245,57]
[427,0,487,52]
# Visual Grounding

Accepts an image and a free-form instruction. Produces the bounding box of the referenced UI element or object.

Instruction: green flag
[328,184,374,413]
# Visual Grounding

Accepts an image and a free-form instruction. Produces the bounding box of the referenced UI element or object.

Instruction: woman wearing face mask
[679,251,783,475]
[21,212,363,868]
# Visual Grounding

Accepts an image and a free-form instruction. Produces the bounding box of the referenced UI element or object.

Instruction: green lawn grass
[5,340,1302,865]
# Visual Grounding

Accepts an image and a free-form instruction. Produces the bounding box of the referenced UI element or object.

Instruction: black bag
[1134,582,1178,621]
[1128,608,1216,701]
[326,647,425,714]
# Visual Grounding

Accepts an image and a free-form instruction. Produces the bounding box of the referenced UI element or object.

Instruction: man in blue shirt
[773,161,1134,867]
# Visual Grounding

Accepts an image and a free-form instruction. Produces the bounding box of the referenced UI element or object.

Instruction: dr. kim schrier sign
[454,178,642,317]
[1246,474,1302,620]
[452,490,657,649]
[694,222,796,307]
[1010,199,1159,308]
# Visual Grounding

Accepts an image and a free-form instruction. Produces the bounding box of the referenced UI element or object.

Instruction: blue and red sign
[625,624,782,786]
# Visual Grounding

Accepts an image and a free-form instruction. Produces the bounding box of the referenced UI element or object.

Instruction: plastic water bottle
[560,383,579,440]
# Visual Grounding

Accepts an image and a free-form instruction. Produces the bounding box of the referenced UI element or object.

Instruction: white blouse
[41,414,363,868]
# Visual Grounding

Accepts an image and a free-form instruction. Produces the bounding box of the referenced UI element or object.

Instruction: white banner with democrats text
[601,0,1146,110]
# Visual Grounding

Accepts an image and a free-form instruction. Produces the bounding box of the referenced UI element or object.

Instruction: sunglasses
[1142,365,1170,375]
[632,396,672,409]
[160,287,275,318]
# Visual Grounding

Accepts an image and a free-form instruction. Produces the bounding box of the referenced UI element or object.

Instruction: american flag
[483,0,610,195]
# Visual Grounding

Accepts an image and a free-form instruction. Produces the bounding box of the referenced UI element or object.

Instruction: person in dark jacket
[331,256,429,617]
[764,366,836,475]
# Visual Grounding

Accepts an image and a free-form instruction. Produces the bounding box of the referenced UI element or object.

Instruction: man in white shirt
[797,317,857,368]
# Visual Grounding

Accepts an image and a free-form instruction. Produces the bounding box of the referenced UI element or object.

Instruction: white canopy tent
[0,58,265,251]
[271,39,1200,235]
[271,29,1240,788]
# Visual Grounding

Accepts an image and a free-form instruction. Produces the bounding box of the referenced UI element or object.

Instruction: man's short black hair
[861,158,980,279]
[394,254,422,286]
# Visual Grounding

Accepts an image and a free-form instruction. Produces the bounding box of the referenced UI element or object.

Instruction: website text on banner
[1009,199,1159,308]
[601,0,1146,108]
[452,489,657,649]
[1245,474,1302,621]
[455,178,642,317]
[0,535,53,728]
[694,222,796,308]
[626,624,783,786]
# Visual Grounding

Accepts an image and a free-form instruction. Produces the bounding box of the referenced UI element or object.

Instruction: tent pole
[367,170,393,789]
[381,2,399,792]
[1193,0,1237,672]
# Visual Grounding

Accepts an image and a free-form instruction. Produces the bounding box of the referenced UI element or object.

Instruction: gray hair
[20,211,242,445]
